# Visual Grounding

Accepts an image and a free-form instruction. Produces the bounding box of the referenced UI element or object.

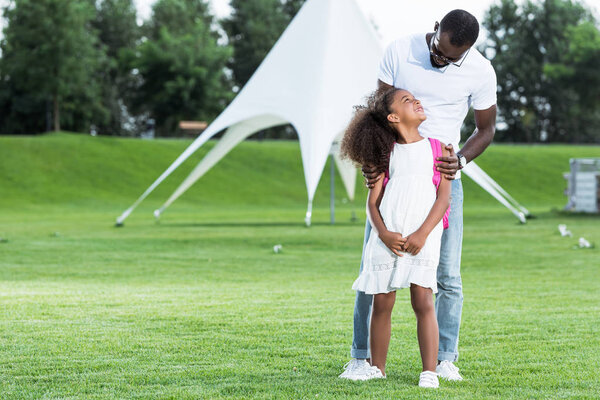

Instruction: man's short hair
[440,9,480,47]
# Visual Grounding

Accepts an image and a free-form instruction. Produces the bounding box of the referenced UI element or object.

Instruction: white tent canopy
[116,0,529,226]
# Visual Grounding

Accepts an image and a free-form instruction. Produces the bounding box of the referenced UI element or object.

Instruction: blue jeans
[351,179,464,362]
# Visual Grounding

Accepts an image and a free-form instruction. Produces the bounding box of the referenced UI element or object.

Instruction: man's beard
[429,55,448,69]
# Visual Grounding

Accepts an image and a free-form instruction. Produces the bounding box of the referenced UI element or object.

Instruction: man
[339,9,497,381]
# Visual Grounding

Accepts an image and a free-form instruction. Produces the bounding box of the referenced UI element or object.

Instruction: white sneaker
[365,365,386,380]
[338,359,385,381]
[418,371,439,388]
[436,360,463,381]
[338,359,369,380]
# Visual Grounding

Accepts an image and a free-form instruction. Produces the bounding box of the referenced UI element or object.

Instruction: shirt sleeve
[377,41,397,86]
[471,62,497,110]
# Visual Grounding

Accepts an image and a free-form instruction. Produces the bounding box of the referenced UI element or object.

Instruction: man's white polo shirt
[378,33,497,177]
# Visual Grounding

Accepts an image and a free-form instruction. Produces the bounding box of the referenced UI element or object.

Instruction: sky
[135,0,600,46]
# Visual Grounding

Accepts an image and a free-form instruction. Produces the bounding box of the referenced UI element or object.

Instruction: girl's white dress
[352,138,443,294]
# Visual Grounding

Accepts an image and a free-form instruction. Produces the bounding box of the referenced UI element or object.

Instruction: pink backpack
[382,138,450,229]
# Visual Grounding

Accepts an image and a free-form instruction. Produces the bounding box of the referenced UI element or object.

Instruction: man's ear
[434,21,440,32]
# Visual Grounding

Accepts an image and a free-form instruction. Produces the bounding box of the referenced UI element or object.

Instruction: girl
[340,87,451,388]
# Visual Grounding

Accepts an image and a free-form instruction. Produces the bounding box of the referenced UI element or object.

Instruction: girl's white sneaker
[367,366,386,380]
[418,371,439,388]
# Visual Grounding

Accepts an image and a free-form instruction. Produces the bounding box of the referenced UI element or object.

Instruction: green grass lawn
[0,133,599,399]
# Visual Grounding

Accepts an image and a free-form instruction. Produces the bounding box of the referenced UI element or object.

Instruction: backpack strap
[429,138,443,188]
[428,138,450,230]
[383,167,390,188]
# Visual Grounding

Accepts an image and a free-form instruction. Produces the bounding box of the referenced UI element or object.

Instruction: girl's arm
[367,172,406,257]
[403,145,452,256]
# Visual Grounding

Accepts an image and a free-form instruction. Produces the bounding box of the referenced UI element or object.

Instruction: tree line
[0,0,598,142]
[0,0,303,137]
[479,0,600,143]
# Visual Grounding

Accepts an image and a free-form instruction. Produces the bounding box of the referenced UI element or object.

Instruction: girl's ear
[387,113,399,123]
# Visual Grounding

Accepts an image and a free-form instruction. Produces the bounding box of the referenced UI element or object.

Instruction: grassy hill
[1,133,599,399]
[0,132,597,213]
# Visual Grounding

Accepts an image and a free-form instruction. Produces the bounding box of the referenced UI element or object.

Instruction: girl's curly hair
[340,87,400,174]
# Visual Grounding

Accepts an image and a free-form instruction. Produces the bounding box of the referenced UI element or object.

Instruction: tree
[145,0,212,39]
[223,0,288,89]
[482,0,598,142]
[544,22,600,143]
[281,0,306,20]
[131,0,232,136]
[92,0,141,135]
[0,0,103,133]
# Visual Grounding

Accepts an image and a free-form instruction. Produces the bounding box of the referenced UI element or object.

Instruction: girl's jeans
[351,179,464,362]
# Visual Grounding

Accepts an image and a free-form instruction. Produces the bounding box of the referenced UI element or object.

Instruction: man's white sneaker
[339,359,386,381]
[418,371,439,388]
[338,359,370,380]
[436,360,463,381]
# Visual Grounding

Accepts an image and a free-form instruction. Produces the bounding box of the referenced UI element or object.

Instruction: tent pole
[304,200,312,226]
[330,154,335,225]
[305,200,313,227]
[469,163,531,217]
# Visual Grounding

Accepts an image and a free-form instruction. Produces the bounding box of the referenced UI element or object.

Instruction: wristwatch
[457,152,467,170]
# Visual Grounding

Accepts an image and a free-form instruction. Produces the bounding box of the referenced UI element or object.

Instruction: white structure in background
[564,158,600,213]
[116,0,529,227]
[140,118,155,140]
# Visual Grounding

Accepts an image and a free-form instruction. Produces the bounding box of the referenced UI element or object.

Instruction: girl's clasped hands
[380,229,427,256]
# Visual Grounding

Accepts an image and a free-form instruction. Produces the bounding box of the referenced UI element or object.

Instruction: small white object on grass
[273,244,283,254]
[558,224,572,237]
[578,237,592,248]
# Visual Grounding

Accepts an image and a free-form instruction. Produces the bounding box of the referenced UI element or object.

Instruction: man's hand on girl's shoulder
[362,164,382,188]
[435,144,459,180]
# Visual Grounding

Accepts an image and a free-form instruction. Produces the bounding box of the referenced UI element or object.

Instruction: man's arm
[435,105,497,179]
[459,105,497,163]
